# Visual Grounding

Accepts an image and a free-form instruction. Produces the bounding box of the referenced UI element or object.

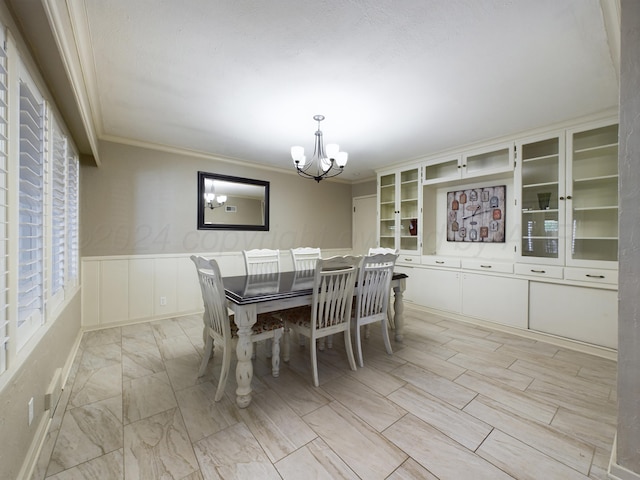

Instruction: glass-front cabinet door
[517,121,618,270]
[566,122,618,268]
[517,134,565,265]
[377,167,421,256]
[378,172,396,250]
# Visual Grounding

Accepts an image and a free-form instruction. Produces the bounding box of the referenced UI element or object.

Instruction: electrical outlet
[28,397,34,426]
[159,296,167,306]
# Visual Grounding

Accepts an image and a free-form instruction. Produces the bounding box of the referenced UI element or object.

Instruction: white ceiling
[67,0,618,181]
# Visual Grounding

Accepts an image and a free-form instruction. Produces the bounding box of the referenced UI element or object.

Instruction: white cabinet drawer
[461,259,513,274]
[421,256,460,268]
[514,263,564,279]
[397,254,421,265]
[564,267,617,285]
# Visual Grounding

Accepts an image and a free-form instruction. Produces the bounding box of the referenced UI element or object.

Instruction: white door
[352,195,377,255]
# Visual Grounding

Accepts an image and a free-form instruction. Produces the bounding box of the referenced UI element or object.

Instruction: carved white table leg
[233,304,256,408]
[393,277,406,343]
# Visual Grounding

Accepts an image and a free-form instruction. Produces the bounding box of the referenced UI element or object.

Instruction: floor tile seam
[462,395,598,471]
[477,427,595,478]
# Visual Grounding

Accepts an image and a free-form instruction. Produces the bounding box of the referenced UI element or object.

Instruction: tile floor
[32,307,617,479]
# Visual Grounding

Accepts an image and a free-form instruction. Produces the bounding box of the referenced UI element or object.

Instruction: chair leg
[381,319,393,355]
[355,323,364,368]
[343,328,357,371]
[271,329,282,377]
[214,339,232,402]
[310,339,319,387]
[198,335,214,377]
[283,325,290,363]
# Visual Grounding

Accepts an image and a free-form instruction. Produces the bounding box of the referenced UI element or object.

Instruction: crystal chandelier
[291,115,348,182]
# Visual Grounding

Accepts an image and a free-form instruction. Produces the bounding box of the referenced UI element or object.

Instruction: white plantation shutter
[50,116,66,299]
[0,30,8,373]
[67,147,79,287]
[18,66,45,349]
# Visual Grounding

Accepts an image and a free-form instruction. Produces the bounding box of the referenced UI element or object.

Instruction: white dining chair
[290,247,321,271]
[190,256,283,401]
[368,247,398,255]
[353,253,398,367]
[282,255,361,387]
[243,248,280,275]
[367,247,398,328]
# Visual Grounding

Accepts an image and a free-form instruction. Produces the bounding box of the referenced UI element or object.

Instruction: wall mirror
[197,171,269,231]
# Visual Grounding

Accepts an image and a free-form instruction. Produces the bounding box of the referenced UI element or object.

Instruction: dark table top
[223,270,408,305]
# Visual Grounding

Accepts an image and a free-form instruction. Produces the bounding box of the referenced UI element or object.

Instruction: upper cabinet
[516,120,618,270]
[517,133,565,265]
[423,142,514,185]
[567,122,618,268]
[378,166,421,261]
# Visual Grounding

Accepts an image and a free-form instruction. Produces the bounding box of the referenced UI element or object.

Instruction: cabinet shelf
[574,142,618,155]
[573,206,618,211]
[574,236,617,240]
[523,153,559,163]
[523,181,559,189]
[522,208,559,213]
[523,235,559,240]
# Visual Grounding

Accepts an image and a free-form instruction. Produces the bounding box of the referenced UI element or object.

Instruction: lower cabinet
[529,282,618,349]
[461,273,528,329]
[396,264,617,349]
[396,266,460,313]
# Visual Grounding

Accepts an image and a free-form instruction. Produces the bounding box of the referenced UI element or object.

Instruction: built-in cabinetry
[377,116,619,351]
[377,167,421,262]
[423,142,514,185]
[516,120,619,272]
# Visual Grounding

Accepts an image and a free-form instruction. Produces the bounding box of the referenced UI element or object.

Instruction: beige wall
[352,179,377,198]
[0,292,82,480]
[81,141,353,257]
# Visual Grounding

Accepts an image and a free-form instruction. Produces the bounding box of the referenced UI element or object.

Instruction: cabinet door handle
[586,274,605,279]
[480,265,492,268]
[559,196,565,200]
[531,269,546,273]
[566,195,572,200]
[435,261,445,264]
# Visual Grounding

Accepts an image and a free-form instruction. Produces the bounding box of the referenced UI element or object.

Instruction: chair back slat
[190,255,231,339]
[312,255,360,332]
[243,249,280,275]
[290,247,321,271]
[356,253,398,320]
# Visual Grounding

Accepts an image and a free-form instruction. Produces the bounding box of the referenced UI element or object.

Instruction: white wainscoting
[81,249,352,328]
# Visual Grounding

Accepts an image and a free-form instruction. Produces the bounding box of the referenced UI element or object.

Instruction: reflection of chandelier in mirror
[203,178,228,209]
[291,115,348,183]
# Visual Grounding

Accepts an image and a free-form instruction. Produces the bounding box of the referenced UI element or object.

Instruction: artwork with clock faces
[447,185,506,242]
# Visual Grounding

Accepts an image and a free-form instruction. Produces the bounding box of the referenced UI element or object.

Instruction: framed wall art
[447,185,506,242]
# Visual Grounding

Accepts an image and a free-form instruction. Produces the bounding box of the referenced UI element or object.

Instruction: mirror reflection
[197,172,269,231]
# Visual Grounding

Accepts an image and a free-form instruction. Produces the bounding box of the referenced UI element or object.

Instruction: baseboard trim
[608,435,640,480]
[404,302,617,361]
[17,414,51,480]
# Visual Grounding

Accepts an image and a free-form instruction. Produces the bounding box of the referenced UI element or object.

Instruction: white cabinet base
[462,273,528,329]
[529,282,617,349]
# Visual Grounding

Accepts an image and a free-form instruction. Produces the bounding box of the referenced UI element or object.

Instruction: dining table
[223,269,408,408]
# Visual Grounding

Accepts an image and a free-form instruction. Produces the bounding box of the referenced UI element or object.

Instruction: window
[17,63,45,350]
[50,116,67,304]
[0,24,81,378]
[0,30,7,373]
[67,147,79,288]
